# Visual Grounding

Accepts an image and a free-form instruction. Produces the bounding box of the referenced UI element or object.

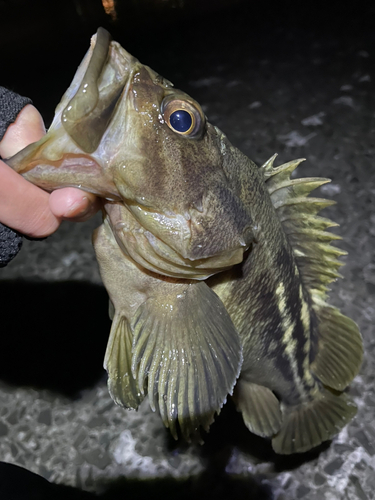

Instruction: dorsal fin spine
[263,156,346,304]
[263,156,362,396]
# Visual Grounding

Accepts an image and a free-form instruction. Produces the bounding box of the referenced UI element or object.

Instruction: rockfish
[7,28,363,454]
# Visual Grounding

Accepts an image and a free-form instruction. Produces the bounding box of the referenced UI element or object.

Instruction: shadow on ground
[0,280,111,397]
[0,461,273,500]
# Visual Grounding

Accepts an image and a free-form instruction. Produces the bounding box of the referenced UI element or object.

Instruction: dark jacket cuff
[0,86,33,266]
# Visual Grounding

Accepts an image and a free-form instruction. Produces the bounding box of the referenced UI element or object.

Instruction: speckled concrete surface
[0,2,374,499]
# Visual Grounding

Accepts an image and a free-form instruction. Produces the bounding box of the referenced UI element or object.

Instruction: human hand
[0,104,100,238]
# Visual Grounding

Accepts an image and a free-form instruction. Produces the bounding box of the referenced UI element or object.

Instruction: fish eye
[162,98,204,138]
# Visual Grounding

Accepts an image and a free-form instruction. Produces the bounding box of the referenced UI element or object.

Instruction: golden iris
[162,98,203,137]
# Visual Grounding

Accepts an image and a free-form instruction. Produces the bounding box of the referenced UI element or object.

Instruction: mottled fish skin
[209,154,319,405]
[7,28,362,454]
[210,147,361,452]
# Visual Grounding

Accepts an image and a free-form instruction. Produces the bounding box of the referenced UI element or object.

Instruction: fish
[7,28,363,454]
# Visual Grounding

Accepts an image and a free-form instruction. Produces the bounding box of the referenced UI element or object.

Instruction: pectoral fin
[95,214,242,439]
[130,281,243,441]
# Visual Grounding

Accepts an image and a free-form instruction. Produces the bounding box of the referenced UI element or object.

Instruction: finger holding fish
[0,104,99,236]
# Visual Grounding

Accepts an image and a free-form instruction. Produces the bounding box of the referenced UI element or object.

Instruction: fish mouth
[61,27,135,154]
[6,28,137,199]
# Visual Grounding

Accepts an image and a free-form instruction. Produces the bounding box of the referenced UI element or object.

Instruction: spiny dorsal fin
[262,156,363,393]
[261,156,345,303]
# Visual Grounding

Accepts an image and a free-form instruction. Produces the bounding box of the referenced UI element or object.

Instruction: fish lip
[60,34,139,154]
[6,35,141,198]
[62,27,112,127]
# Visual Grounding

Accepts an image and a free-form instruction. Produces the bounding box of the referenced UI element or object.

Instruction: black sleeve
[0,86,33,267]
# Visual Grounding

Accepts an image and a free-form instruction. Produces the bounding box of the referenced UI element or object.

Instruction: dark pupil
[169,110,192,133]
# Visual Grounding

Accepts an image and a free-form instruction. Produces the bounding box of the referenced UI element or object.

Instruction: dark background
[0,1,374,499]
[2,0,374,130]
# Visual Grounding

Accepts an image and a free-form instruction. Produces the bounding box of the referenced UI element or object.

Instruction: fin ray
[263,157,351,300]
[130,281,242,440]
[233,380,282,437]
[104,313,144,409]
[310,303,363,390]
[272,388,357,454]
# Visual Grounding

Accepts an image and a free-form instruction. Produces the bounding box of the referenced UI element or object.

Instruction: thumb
[0,104,45,158]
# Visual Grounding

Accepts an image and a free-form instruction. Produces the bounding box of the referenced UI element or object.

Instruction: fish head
[8,28,255,276]
[112,63,256,271]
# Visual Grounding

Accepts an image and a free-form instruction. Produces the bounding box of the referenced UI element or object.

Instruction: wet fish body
[8,28,363,454]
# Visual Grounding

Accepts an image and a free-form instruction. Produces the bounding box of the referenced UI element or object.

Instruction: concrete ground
[0,1,374,498]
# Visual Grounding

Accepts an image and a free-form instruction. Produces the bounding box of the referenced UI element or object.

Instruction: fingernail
[64,196,90,218]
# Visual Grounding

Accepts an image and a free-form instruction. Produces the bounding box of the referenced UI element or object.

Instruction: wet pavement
[0,1,374,498]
